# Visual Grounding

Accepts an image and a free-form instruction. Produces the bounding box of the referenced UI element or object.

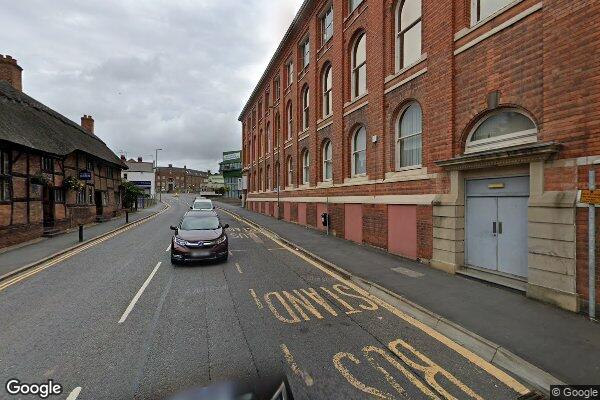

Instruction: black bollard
[125,210,129,223]
[78,225,83,242]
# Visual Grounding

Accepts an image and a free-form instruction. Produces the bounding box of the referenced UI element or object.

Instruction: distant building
[156,164,208,193]
[219,150,242,198]
[0,54,126,248]
[122,156,155,197]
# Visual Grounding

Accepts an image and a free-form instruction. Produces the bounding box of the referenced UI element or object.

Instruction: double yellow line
[0,203,171,292]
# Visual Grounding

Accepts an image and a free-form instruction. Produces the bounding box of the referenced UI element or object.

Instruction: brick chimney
[137,156,142,162]
[81,115,94,135]
[0,55,23,91]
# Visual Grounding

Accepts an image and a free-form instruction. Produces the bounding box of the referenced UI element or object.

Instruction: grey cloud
[1,0,302,170]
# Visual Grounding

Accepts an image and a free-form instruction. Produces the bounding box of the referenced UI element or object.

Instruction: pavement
[0,203,164,278]
[216,201,600,388]
[0,194,539,399]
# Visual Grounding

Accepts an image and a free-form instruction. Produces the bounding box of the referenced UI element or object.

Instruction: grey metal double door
[465,177,529,278]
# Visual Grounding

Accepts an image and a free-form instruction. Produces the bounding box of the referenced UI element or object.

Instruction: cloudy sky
[0,0,303,171]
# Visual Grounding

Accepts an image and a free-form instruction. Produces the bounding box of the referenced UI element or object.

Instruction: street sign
[131,181,151,187]
[580,189,600,205]
[79,170,92,180]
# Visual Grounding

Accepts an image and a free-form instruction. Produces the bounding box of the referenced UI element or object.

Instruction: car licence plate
[191,250,210,257]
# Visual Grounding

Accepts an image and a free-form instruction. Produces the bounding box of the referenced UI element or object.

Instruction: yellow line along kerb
[220,208,529,395]
[0,203,171,292]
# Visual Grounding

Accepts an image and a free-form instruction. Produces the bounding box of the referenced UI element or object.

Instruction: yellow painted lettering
[388,339,484,400]
[332,352,396,400]
[264,291,301,324]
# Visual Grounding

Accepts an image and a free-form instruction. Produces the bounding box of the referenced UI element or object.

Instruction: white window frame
[349,0,363,14]
[395,102,423,169]
[301,38,310,69]
[275,112,281,148]
[395,0,422,72]
[286,157,293,187]
[321,4,333,44]
[286,102,293,139]
[302,150,310,185]
[322,65,333,117]
[465,108,538,154]
[351,126,367,176]
[322,140,333,181]
[286,60,294,86]
[470,0,518,26]
[302,86,310,130]
[352,33,367,99]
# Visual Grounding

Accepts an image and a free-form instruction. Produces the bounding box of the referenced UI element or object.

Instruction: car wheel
[170,253,179,265]
[221,253,229,262]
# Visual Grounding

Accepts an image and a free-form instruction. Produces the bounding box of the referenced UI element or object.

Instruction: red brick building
[239,0,599,313]
[156,164,208,193]
[0,55,126,248]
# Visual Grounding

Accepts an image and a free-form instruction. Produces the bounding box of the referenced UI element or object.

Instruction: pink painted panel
[283,202,291,221]
[316,203,327,230]
[344,204,363,243]
[298,203,307,225]
[388,205,417,259]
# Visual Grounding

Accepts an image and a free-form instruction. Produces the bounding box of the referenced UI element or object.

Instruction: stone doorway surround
[433,142,579,312]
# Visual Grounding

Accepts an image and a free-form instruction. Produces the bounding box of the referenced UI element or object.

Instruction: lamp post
[155,148,163,201]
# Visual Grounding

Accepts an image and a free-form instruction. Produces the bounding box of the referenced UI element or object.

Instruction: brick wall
[363,204,387,249]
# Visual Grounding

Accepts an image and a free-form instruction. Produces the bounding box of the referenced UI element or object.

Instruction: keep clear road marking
[249,289,263,309]
[281,344,314,386]
[220,208,530,396]
[118,262,162,324]
[165,244,171,252]
[66,387,82,400]
[235,263,243,274]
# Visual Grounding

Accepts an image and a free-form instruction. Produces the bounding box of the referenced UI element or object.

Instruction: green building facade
[219,150,242,198]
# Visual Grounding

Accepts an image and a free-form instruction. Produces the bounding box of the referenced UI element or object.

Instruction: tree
[121,181,147,208]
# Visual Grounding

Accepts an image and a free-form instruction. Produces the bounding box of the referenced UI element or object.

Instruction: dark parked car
[170,213,229,264]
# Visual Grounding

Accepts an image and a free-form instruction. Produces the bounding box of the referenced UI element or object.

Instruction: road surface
[0,194,530,399]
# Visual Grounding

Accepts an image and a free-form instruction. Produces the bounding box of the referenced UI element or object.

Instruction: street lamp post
[155,148,163,201]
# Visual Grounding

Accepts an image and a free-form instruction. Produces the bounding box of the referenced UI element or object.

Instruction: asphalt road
[0,194,531,400]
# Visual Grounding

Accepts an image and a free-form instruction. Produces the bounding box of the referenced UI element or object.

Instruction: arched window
[286,156,293,187]
[252,134,256,161]
[302,85,310,130]
[266,123,272,153]
[397,102,422,168]
[286,101,293,139]
[267,164,272,190]
[259,167,264,191]
[352,33,366,99]
[396,0,422,71]
[302,149,310,185]
[275,112,281,148]
[466,108,537,154]
[258,129,263,157]
[322,140,333,181]
[322,65,333,117]
[352,126,367,176]
[275,161,281,189]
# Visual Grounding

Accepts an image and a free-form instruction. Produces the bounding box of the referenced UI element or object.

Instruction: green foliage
[30,173,51,186]
[214,186,228,195]
[63,176,85,191]
[121,181,147,208]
